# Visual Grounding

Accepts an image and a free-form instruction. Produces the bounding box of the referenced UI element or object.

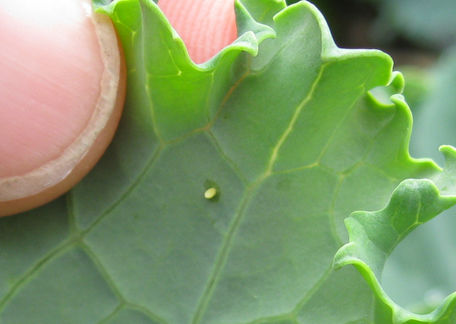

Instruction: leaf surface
[1,1,456,323]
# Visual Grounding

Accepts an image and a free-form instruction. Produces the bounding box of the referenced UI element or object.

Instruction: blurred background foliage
[285,0,456,314]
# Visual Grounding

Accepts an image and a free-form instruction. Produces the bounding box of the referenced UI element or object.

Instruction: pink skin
[0,0,104,177]
[0,0,236,213]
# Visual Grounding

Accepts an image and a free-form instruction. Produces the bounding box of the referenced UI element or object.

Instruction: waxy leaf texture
[1,1,456,323]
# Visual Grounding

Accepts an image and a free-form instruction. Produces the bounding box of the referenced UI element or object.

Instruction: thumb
[158,0,238,64]
[0,0,125,216]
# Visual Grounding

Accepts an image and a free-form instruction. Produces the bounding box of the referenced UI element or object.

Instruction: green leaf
[335,50,456,321]
[2,1,456,323]
[335,147,456,323]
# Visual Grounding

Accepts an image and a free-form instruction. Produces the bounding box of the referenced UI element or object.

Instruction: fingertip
[159,0,237,63]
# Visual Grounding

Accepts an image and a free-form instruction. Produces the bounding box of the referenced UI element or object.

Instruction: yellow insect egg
[204,188,217,200]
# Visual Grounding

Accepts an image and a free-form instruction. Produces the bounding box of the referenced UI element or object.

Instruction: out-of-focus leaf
[376,0,456,48]
[412,47,456,163]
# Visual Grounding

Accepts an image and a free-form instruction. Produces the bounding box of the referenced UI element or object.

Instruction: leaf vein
[164,59,252,146]
[315,85,366,165]
[0,241,75,311]
[291,265,333,315]
[191,182,261,324]
[124,303,170,324]
[82,146,163,235]
[80,242,125,303]
[265,64,327,176]
[206,130,249,185]
[97,303,124,324]
[139,0,164,144]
